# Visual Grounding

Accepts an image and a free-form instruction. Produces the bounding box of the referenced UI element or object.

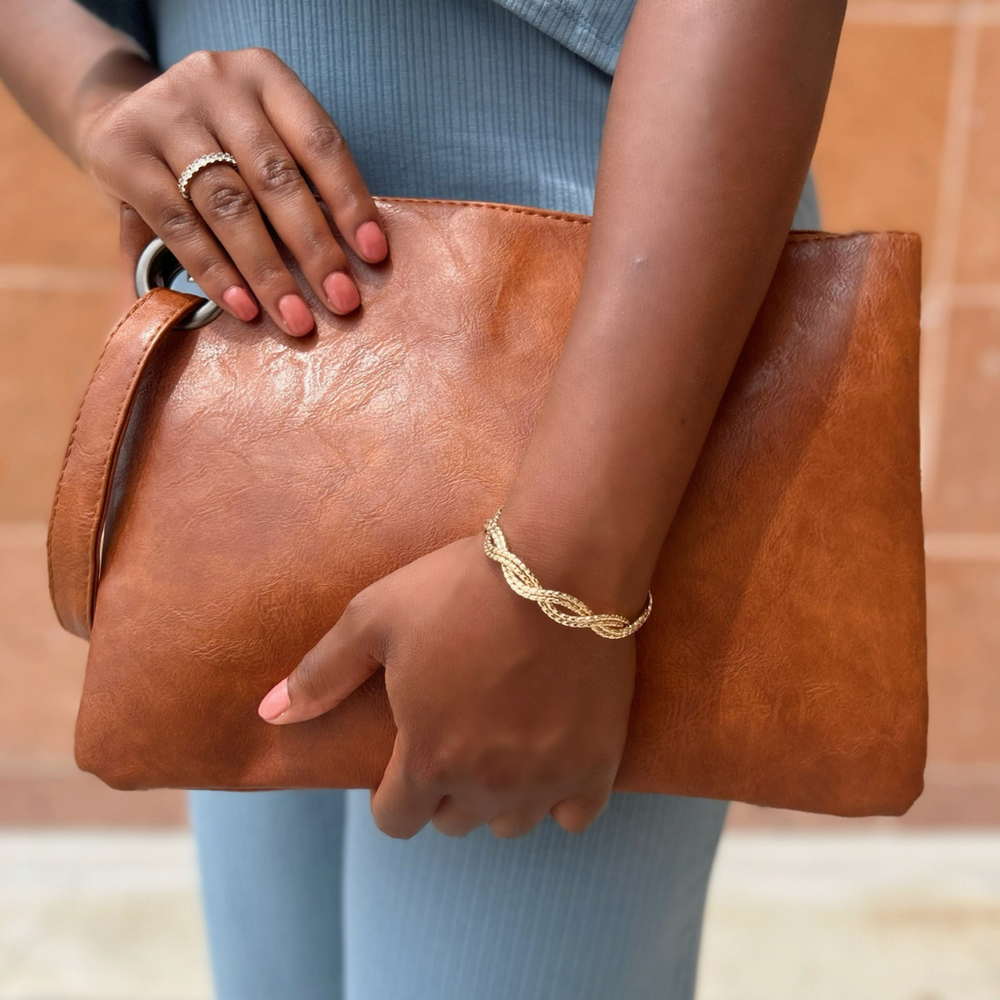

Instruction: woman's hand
[257,534,638,839]
[77,47,388,337]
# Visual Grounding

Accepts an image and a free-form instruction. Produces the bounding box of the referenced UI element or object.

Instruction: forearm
[500,0,846,614]
[0,0,156,164]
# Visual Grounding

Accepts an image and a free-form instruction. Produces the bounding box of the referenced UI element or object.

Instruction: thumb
[258,595,384,725]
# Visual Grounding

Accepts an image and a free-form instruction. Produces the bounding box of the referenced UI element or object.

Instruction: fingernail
[222,285,258,322]
[258,678,290,722]
[323,271,361,314]
[277,294,315,336]
[356,221,388,262]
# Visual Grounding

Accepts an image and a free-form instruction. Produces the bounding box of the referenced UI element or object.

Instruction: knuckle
[559,793,607,834]
[201,181,257,221]
[555,805,593,834]
[175,258,230,296]
[303,122,347,161]
[490,816,533,840]
[290,649,326,703]
[405,751,451,789]
[433,815,475,839]
[489,819,519,840]
[89,101,136,149]
[242,46,280,67]
[177,48,225,78]
[473,760,518,795]
[83,105,152,179]
[199,257,237,288]
[254,154,303,196]
[372,810,416,840]
[295,227,339,264]
[371,810,393,836]
[325,177,364,215]
[246,259,289,292]
[156,202,202,242]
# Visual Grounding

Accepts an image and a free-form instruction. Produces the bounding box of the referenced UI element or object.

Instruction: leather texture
[48,196,928,816]
[48,291,201,639]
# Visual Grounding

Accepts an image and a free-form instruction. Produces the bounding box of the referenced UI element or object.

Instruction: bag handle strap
[47,288,203,639]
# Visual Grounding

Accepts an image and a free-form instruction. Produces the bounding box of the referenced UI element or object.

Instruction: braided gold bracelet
[482,507,653,639]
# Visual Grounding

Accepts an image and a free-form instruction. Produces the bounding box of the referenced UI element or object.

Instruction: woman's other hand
[78,47,388,336]
[257,534,639,840]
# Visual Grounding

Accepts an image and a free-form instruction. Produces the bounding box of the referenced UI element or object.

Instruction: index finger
[257,61,389,265]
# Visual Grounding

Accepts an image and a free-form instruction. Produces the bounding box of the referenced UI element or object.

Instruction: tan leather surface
[48,197,927,816]
[47,290,201,639]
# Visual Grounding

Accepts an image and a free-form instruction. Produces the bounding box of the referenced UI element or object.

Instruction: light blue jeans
[189,787,729,999]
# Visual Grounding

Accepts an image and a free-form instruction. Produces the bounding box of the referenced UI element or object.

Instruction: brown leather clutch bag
[47,197,928,816]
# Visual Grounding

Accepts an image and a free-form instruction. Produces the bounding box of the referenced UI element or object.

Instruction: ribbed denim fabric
[153,2,821,997]
[189,788,731,1000]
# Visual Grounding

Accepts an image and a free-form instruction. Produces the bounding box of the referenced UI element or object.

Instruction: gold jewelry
[482,507,652,639]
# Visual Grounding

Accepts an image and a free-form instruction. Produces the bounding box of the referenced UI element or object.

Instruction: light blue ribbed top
[150,0,819,223]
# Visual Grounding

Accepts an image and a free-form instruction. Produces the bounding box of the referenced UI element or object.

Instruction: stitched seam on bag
[380,197,592,227]
[377,198,920,243]
[47,292,153,626]
[787,230,919,243]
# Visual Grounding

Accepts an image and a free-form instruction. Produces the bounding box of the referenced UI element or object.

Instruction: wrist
[70,52,157,167]
[491,489,661,622]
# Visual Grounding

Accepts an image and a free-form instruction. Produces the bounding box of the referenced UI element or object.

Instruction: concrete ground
[0,830,996,1000]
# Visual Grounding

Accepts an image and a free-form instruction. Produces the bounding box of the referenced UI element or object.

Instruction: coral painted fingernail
[323,271,361,314]
[223,285,258,322]
[356,220,388,261]
[278,294,315,336]
[258,679,290,722]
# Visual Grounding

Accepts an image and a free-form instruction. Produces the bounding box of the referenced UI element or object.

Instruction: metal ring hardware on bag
[135,237,222,331]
